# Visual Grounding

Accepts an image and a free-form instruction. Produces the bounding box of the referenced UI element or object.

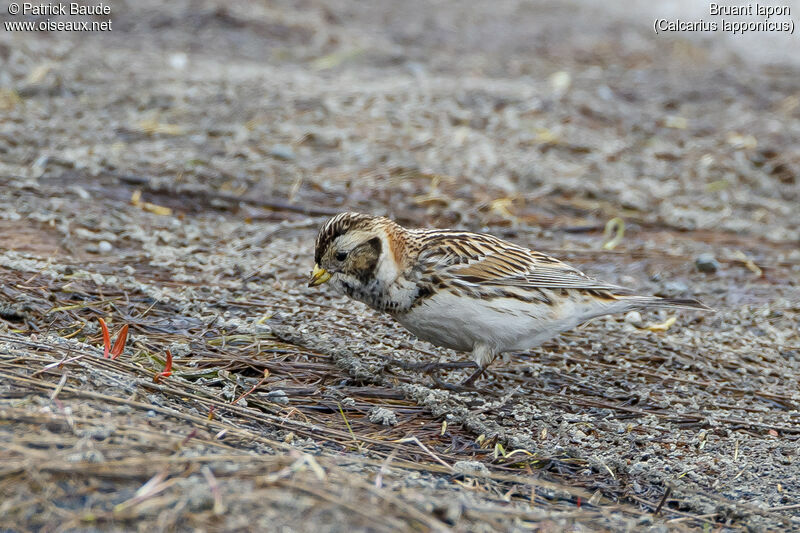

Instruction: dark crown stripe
[314,212,375,264]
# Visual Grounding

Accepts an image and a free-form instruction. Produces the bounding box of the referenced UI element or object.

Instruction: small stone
[695,253,720,273]
[98,240,113,253]
[265,390,289,405]
[66,449,105,463]
[368,407,397,426]
[269,144,295,161]
[664,280,688,294]
[549,70,571,96]
[78,425,115,441]
[169,52,188,70]
[453,460,490,477]
[570,428,587,440]
[166,342,192,357]
[597,85,614,101]
[625,311,643,327]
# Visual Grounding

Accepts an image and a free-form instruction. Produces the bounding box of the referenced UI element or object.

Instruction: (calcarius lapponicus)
[309,212,710,387]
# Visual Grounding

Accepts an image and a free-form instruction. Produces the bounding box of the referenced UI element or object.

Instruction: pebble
[570,428,587,440]
[269,144,295,161]
[98,240,113,253]
[664,280,688,294]
[368,407,397,426]
[265,390,289,405]
[625,311,643,327]
[66,449,105,463]
[453,460,490,477]
[169,52,188,70]
[695,253,720,273]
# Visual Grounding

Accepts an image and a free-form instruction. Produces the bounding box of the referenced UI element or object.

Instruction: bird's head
[309,212,395,289]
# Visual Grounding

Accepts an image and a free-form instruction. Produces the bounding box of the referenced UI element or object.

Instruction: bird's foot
[385,359,477,374]
[430,373,481,393]
[428,365,494,393]
[460,365,489,387]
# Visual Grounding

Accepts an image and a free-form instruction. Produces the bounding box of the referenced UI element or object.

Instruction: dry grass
[0,270,660,532]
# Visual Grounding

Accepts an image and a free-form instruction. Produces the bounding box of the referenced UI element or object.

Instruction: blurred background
[1,0,798,242]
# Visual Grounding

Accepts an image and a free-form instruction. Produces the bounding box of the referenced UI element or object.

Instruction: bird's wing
[413,230,629,292]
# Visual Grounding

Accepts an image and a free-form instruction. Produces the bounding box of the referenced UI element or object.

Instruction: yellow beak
[308,264,332,287]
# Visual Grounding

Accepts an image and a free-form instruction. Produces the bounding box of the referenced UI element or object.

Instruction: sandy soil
[1,1,799,531]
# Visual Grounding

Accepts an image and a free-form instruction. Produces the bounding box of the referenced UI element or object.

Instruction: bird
[309,212,711,387]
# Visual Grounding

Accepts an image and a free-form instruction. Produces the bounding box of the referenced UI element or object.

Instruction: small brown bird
[309,212,710,386]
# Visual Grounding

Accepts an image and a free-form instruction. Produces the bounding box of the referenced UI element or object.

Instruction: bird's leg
[431,371,478,392]
[460,365,489,387]
[386,358,477,373]
[429,349,498,391]
[460,345,497,386]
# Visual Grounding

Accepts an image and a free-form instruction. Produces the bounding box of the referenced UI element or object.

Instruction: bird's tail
[622,296,713,312]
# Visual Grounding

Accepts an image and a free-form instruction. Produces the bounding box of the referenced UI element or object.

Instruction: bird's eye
[335,251,347,261]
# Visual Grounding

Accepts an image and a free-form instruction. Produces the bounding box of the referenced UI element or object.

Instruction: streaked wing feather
[415,230,628,292]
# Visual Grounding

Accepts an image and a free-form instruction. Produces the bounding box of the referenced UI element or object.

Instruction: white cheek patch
[375,246,401,283]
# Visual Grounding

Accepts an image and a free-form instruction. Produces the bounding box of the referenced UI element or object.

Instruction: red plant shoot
[98,317,111,358]
[97,318,129,360]
[154,350,173,383]
[110,324,129,360]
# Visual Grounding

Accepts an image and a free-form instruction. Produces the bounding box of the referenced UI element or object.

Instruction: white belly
[393,290,581,355]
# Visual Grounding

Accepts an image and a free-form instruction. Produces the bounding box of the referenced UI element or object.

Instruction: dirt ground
[1,0,799,531]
